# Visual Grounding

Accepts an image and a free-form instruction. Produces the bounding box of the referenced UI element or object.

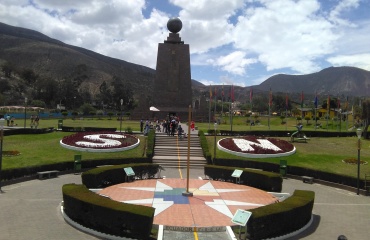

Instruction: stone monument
[151,17,192,120]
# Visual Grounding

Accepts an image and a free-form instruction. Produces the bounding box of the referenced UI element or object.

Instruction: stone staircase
[152,130,207,169]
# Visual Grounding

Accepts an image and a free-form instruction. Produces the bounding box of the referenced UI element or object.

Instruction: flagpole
[285,93,288,131]
[214,87,217,123]
[326,95,330,131]
[268,88,271,130]
[250,88,252,130]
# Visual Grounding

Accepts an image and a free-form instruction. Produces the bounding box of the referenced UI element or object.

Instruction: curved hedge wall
[204,165,282,192]
[62,184,154,239]
[81,163,160,188]
[247,190,315,239]
[198,130,212,164]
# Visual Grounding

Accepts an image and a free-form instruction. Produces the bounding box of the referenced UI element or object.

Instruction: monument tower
[152,17,192,120]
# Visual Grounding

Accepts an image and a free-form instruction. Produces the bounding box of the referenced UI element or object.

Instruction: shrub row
[247,190,315,239]
[61,126,117,132]
[81,163,160,188]
[3,127,54,136]
[215,130,358,138]
[214,158,367,189]
[62,183,154,239]
[198,130,212,164]
[146,129,155,158]
[204,165,282,192]
[1,157,150,182]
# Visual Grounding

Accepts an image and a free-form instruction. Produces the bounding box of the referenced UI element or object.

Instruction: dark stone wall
[152,34,192,117]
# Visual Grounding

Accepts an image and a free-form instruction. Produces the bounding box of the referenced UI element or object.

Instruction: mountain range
[1,21,369,104]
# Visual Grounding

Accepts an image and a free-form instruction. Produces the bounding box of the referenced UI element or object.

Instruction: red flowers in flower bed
[219,135,294,154]
[61,131,138,149]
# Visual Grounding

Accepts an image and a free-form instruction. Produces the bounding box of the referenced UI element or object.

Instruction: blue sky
[0,0,369,87]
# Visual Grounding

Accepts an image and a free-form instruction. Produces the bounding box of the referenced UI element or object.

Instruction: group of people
[140,116,196,138]
[30,115,40,128]
[4,114,16,127]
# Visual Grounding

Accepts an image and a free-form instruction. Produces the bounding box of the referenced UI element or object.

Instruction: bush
[247,190,315,239]
[62,184,154,239]
[146,129,155,158]
[198,130,212,164]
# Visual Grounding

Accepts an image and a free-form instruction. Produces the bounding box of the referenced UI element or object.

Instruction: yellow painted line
[176,135,183,179]
[193,227,199,240]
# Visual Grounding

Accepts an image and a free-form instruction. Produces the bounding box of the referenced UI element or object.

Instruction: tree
[361,99,370,139]
[304,116,311,125]
[21,69,38,85]
[1,61,14,77]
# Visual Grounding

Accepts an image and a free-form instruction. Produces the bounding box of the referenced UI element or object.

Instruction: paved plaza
[0,168,370,239]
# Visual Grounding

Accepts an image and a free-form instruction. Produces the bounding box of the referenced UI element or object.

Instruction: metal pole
[0,119,4,193]
[214,123,217,163]
[357,138,361,195]
[24,97,27,128]
[120,99,123,133]
[208,99,211,130]
[182,105,193,197]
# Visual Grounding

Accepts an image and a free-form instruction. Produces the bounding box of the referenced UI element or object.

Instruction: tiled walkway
[98,178,278,227]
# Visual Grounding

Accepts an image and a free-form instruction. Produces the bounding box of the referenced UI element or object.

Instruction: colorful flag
[301,91,304,108]
[209,85,212,101]
[249,87,253,103]
[214,86,217,98]
[314,92,318,108]
[337,98,340,109]
[327,95,330,111]
[285,93,289,110]
[222,84,224,96]
[269,88,272,106]
[230,85,235,102]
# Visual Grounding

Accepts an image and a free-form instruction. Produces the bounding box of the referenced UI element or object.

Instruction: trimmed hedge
[198,130,212,164]
[1,157,150,181]
[247,190,315,240]
[81,163,160,188]
[204,165,282,192]
[217,130,357,137]
[62,184,154,239]
[61,126,117,132]
[214,158,367,189]
[146,129,155,158]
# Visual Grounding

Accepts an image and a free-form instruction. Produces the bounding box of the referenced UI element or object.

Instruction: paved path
[1,168,370,239]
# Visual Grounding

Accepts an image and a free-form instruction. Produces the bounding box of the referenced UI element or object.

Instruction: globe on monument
[167,17,182,33]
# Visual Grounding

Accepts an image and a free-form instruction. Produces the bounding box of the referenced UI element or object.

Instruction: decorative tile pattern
[98,179,277,227]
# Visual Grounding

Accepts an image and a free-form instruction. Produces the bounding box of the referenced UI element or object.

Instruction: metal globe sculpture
[167,17,182,33]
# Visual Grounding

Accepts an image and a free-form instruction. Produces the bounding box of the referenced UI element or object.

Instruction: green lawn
[2,116,369,180]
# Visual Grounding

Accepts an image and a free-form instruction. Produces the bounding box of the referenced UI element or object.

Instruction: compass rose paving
[98,179,278,227]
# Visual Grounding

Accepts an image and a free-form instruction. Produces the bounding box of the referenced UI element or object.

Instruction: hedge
[247,190,315,239]
[81,163,160,188]
[204,165,282,192]
[198,130,212,164]
[146,129,155,158]
[62,184,154,239]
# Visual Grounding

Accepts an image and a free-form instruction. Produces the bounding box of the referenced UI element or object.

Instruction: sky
[0,0,370,87]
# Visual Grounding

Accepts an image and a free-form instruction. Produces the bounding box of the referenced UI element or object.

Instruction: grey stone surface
[0,169,369,239]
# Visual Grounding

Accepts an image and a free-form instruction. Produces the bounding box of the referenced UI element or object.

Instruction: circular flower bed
[342,158,368,165]
[2,150,21,157]
[60,131,140,152]
[218,135,296,158]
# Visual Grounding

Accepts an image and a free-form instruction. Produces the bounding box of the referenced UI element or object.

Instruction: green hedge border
[247,190,315,239]
[204,165,282,192]
[198,130,212,164]
[81,163,160,188]
[62,183,154,239]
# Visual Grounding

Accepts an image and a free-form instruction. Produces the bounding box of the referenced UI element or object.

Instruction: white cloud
[327,53,370,70]
[329,0,360,26]
[209,51,257,75]
[233,0,339,74]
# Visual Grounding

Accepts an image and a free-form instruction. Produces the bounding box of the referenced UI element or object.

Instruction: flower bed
[218,136,296,158]
[60,132,140,152]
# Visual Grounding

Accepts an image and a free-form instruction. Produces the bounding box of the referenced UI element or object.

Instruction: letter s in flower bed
[60,131,140,152]
[218,136,296,158]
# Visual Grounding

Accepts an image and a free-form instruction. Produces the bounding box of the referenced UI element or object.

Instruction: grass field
[1,116,369,179]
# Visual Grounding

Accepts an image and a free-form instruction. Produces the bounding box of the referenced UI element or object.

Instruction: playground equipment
[291,124,310,142]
